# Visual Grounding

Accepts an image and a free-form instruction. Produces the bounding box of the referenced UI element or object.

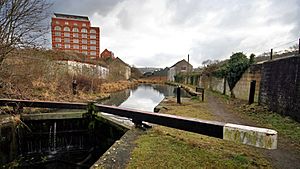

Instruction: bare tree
[0,0,51,65]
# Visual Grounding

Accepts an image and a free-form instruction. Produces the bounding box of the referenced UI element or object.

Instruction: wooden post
[177,86,181,104]
[201,88,205,101]
[223,77,227,95]
[248,80,256,104]
[270,49,273,60]
[298,38,300,55]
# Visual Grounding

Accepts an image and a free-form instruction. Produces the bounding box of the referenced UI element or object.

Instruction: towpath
[206,92,300,169]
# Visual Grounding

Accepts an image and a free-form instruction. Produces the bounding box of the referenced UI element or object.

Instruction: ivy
[226,52,251,90]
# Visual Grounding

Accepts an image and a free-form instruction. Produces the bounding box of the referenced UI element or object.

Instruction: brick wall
[259,56,300,122]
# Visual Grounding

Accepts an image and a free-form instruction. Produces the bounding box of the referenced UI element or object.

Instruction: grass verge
[126,98,271,168]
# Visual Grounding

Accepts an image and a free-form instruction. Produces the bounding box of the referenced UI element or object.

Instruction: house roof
[101,49,111,55]
[53,13,89,21]
[170,59,192,68]
[110,57,130,67]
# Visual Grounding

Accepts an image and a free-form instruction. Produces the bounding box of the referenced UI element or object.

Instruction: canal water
[101,84,189,111]
[1,84,189,168]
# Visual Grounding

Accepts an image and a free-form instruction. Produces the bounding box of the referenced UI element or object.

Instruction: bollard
[72,80,77,95]
[201,89,205,101]
[270,49,273,60]
[248,80,256,104]
[196,87,205,101]
[177,86,181,104]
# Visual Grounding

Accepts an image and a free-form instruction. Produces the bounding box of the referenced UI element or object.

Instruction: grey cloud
[116,8,132,30]
[49,0,122,16]
[190,36,244,65]
[133,53,181,68]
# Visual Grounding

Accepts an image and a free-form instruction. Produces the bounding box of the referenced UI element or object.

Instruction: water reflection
[119,85,165,111]
[101,84,189,112]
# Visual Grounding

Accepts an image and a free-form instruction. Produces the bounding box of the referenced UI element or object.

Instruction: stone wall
[232,64,262,102]
[210,77,230,95]
[259,56,300,122]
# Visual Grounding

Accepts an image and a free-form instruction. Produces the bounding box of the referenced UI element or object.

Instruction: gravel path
[206,93,300,169]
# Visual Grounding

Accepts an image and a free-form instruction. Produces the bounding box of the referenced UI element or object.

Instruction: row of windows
[55,21,88,27]
[54,32,97,39]
[54,43,97,51]
[54,37,97,44]
[54,26,97,34]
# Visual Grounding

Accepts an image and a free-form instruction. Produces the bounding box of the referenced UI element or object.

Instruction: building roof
[171,59,192,68]
[53,13,89,21]
[110,57,130,67]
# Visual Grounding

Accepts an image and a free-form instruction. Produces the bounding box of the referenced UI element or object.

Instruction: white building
[59,60,109,79]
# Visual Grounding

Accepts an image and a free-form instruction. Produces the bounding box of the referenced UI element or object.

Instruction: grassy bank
[126,98,271,168]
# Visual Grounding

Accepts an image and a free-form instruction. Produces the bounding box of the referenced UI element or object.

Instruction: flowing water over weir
[13,118,127,168]
[0,84,189,168]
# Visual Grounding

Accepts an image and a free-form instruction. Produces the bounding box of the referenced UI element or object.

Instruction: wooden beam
[0,99,277,149]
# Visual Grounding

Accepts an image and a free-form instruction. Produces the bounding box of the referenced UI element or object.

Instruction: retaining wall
[259,56,300,122]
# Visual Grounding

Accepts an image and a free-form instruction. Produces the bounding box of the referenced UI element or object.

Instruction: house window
[65,44,70,49]
[82,39,87,44]
[72,27,79,32]
[181,67,186,70]
[90,40,96,44]
[73,33,78,38]
[55,21,59,24]
[90,46,96,50]
[82,23,86,27]
[64,38,70,43]
[90,35,96,39]
[82,45,87,50]
[54,32,61,36]
[82,51,88,55]
[74,23,78,26]
[55,37,61,42]
[64,27,70,31]
[81,34,87,38]
[54,26,61,31]
[73,45,79,49]
[55,44,61,48]
[90,51,96,56]
[65,21,69,25]
[73,39,79,43]
[64,32,70,37]
[81,28,87,33]
[90,29,96,34]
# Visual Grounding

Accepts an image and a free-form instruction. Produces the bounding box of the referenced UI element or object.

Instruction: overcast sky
[49,0,300,68]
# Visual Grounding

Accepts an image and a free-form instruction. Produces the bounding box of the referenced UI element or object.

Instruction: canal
[1,84,189,168]
[101,84,189,111]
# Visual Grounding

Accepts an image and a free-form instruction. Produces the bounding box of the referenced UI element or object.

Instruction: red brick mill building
[51,13,100,59]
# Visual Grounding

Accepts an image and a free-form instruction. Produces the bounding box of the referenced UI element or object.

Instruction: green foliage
[249,53,255,64]
[212,63,228,78]
[226,52,250,90]
[211,52,251,91]
[174,74,184,83]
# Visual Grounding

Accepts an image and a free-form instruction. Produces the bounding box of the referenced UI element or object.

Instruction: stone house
[168,59,193,81]
[108,57,131,81]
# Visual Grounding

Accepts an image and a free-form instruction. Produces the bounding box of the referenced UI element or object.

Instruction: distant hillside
[138,67,162,74]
